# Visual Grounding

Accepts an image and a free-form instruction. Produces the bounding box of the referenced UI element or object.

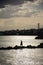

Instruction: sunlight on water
[0,49,43,65]
[0,36,43,65]
[0,36,43,47]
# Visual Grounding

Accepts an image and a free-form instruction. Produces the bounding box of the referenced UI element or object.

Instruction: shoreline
[0,45,43,50]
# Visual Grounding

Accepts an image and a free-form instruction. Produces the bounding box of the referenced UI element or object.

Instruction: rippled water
[0,49,43,65]
[0,36,43,47]
[0,36,43,65]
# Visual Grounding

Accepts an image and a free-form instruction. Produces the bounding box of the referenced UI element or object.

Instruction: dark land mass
[0,43,43,50]
[0,29,38,35]
[35,28,43,39]
[0,28,43,39]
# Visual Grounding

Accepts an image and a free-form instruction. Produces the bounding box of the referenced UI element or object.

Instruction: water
[0,36,43,47]
[0,36,43,65]
[0,49,43,65]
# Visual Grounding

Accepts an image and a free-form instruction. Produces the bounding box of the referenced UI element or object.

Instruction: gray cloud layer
[0,0,35,8]
[0,0,43,18]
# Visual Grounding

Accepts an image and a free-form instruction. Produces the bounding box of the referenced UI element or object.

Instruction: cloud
[0,0,35,8]
[0,0,43,18]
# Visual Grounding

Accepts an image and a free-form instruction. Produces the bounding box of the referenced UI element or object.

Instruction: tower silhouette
[38,23,40,30]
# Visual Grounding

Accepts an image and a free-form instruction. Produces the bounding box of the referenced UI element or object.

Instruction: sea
[0,36,43,65]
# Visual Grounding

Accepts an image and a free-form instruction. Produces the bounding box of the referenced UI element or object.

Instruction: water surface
[0,36,43,65]
[0,49,43,65]
[0,36,43,47]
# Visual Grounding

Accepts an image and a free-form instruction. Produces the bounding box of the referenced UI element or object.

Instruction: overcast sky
[0,0,43,30]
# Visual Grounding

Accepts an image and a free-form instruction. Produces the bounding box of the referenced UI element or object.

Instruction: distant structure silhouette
[38,23,40,30]
[20,40,23,46]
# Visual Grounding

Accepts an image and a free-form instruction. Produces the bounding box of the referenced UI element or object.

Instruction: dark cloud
[0,0,43,18]
[0,0,35,8]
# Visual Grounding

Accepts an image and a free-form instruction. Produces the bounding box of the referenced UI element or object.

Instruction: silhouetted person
[20,40,23,46]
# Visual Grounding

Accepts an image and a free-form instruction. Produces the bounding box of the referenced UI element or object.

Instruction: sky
[0,0,43,31]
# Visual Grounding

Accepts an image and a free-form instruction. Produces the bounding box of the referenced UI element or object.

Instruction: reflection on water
[0,36,43,65]
[0,49,43,65]
[0,36,43,47]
